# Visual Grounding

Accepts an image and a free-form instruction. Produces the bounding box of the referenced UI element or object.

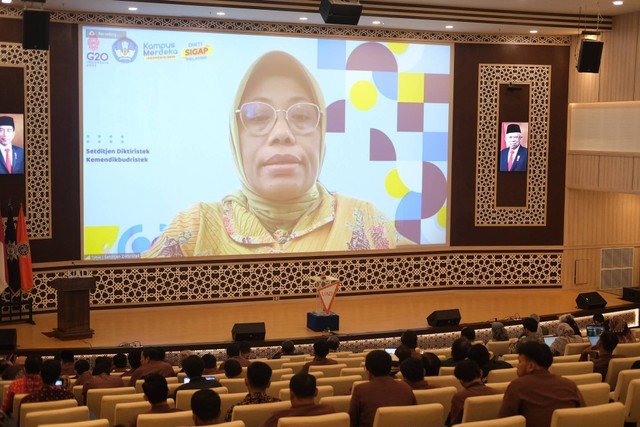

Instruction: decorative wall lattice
[475,65,551,226]
[0,43,50,238]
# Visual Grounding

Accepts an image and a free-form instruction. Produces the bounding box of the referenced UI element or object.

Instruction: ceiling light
[529,30,538,34]
[299,16,308,21]
[216,11,225,16]
[445,25,454,29]
[372,20,381,25]
[128,7,138,11]
[612,1,623,5]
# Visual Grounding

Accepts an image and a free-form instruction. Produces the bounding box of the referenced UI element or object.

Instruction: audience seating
[278,385,333,403]
[563,373,602,385]
[317,375,362,396]
[486,368,517,383]
[413,386,457,425]
[281,355,311,362]
[424,375,463,391]
[264,380,290,398]
[427,348,451,359]
[553,355,581,363]
[137,410,195,427]
[613,342,640,357]
[576,383,610,407]
[484,381,510,393]
[281,371,324,381]
[333,358,365,368]
[24,405,90,427]
[340,367,367,378]
[42,420,109,427]
[0,380,12,402]
[86,386,136,417]
[216,422,246,427]
[269,368,294,382]
[439,366,455,376]
[451,415,526,427]
[216,392,248,424]
[461,393,504,423]
[220,378,249,394]
[167,382,182,395]
[277,412,350,427]
[175,386,228,410]
[232,401,292,427]
[610,369,640,403]
[20,399,78,427]
[177,372,187,383]
[112,398,174,427]
[281,362,308,374]
[371,403,444,427]
[120,376,131,384]
[331,352,353,357]
[486,341,512,357]
[548,361,593,376]
[604,357,640,390]
[504,359,519,368]
[563,343,591,356]
[319,395,351,414]
[623,378,640,425]
[99,393,144,427]
[549,402,625,427]
[12,392,29,416]
[502,354,518,361]
[309,364,348,378]
[254,358,288,370]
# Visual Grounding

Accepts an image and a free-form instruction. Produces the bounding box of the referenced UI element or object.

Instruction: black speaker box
[622,287,640,304]
[576,39,603,73]
[0,329,17,352]
[576,292,607,310]
[320,0,362,25]
[23,10,50,50]
[231,322,266,341]
[427,309,461,327]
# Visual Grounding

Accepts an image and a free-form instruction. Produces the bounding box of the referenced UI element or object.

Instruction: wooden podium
[49,277,96,340]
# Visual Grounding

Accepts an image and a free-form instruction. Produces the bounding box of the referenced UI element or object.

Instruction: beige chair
[174,387,228,410]
[333,358,365,368]
[319,395,351,414]
[215,422,246,427]
[277,412,349,427]
[623,378,640,425]
[610,369,640,403]
[505,359,519,368]
[270,368,294,382]
[177,372,188,383]
[413,386,456,425]
[282,362,308,374]
[278,385,333,403]
[0,380,12,403]
[461,393,504,423]
[563,343,591,356]
[281,372,325,381]
[502,354,519,361]
[451,415,526,427]
[254,359,287,370]
[309,364,348,378]
[137,410,195,427]
[112,399,175,427]
[340,367,367,378]
[20,399,78,427]
[563,373,602,385]
[99,393,144,427]
[221,378,249,394]
[427,348,451,359]
[576,383,610,407]
[281,355,311,362]
[12,392,29,416]
[264,380,290,399]
[232,401,291,427]
[165,377,179,384]
[42,420,110,427]
[372,403,443,427]
[604,357,640,390]
[548,361,593,376]
[317,375,362,396]
[553,355,581,363]
[439,366,455,376]
[485,381,510,393]
[86,386,136,417]
[613,342,640,357]
[24,405,90,427]
[549,402,625,427]
[424,375,463,391]
[486,341,512,357]
[217,392,249,424]
[71,385,84,404]
[486,368,517,383]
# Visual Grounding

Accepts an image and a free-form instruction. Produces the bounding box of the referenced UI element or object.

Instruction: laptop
[543,336,557,347]
[586,325,605,346]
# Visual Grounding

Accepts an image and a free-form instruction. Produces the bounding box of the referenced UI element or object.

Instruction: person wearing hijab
[608,316,635,344]
[143,51,400,257]
[490,322,510,342]
[549,323,584,356]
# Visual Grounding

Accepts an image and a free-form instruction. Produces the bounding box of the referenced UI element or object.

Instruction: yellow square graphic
[398,72,425,103]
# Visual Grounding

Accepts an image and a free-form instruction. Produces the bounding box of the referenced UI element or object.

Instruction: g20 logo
[87,52,109,61]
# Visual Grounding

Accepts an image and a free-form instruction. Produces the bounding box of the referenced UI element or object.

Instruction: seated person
[349,350,416,427]
[112,353,128,373]
[82,360,125,403]
[302,339,338,373]
[550,323,584,356]
[127,347,176,386]
[58,350,76,376]
[22,360,74,404]
[395,330,421,360]
[530,313,550,335]
[460,327,476,343]
[399,357,437,390]
[202,354,223,375]
[130,374,182,427]
[260,373,335,427]
[2,355,43,415]
[239,341,253,362]
[191,388,221,426]
[490,322,510,342]
[441,338,471,367]
[498,342,584,427]
[592,313,607,329]
[393,345,412,368]
[467,344,511,382]
[422,352,442,377]
[558,314,581,337]
[510,317,544,354]
[609,316,636,344]
[448,360,500,426]
[222,359,243,379]
[225,361,281,422]
[327,335,340,353]
[122,350,142,377]
[72,359,92,387]
[271,340,302,359]
[226,343,251,367]
[172,355,222,399]
[2,355,26,380]
[579,331,622,380]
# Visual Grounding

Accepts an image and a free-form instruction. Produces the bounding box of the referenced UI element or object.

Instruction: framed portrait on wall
[0,114,25,175]
[499,121,528,173]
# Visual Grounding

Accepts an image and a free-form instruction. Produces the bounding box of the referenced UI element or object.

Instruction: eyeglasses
[236,102,321,136]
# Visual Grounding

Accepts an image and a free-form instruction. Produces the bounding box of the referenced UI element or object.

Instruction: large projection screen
[81,26,452,260]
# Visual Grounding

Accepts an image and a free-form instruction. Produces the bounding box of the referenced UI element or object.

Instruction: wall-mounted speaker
[427,309,461,327]
[319,0,362,25]
[231,322,266,341]
[576,292,607,310]
[0,329,17,352]
[23,10,50,50]
[576,39,603,73]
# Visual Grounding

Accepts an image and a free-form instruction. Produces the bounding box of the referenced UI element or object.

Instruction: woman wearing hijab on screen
[144,51,400,257]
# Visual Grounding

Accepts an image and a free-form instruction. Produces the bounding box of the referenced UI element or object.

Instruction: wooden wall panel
[598,156,634,191]
[599,13,640,102]
[566,154,599,189]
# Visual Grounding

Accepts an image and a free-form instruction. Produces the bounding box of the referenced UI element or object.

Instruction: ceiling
[10,0,640,35]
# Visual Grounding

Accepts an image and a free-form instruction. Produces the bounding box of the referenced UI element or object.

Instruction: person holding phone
[21,360,74,404]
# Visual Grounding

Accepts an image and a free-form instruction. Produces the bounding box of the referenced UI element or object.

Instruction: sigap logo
[112,37,138,63]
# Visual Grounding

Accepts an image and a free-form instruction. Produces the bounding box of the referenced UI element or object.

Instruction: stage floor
[2,288,634,353]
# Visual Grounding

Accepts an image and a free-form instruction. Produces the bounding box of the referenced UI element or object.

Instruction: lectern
[49,277,96,340]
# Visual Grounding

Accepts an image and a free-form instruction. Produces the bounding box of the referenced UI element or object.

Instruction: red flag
[17,205,33,293]
[0,203,8,293]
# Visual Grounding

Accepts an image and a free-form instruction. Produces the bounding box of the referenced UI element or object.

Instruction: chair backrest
[86,386,136,416]
[612,369,640,403]
[134,379,145,393]
[461,393,505,423]
[13,392,29,416]
[215,422,246,427]
[486,341,512,357]
[563,373,603,385]
[137,410,195,427]
[113,401,151,427]
[277,412,350,427]
[553,355,581,363]
[550,402,625,427]
[438,366,455,376]
[624,378,640,423]
[486,368,517,383]
[423,375,463,391]
[24,405,90,427]
[484,382,510,393]
[308,364,348,378]
[317,375,362,396]
[282,362,308,374]
[177,372,188,383]
[0,380,12,404]
[264,380,290,399]
[563,343,591,356]
[278,385,334,403]
[613,342,640,357]
[413,387,457,425]
[548,361,593,376]
[281,355,311,362]
[220,378,249,394]
[604,357,640,390]
[255,359,286,370]
[319,395,351,414]
[20,399,78,427]
[42,420,110,427]
[174,386,229,410]
[333,358,365,368]
[372,403,443,427]
[232,401,292,427]
[281,372,325,382]
[72,385,84,404]
[576,383,610,407]
[451,415,526,427]
[216,392,249,424]
[270,369,294,382]
[99,393,144,427]
[340,367,367,378]
[502,354,519,361]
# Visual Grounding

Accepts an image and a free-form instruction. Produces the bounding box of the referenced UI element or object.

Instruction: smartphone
[55,379,63,386]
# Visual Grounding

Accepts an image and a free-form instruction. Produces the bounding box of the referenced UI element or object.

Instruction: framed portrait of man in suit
[499,121,528,173]
[0,113,25,175]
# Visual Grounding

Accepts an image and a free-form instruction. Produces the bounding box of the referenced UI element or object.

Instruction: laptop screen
[588,335,600,346]
[586,325,605,337]
[543,336,557,347]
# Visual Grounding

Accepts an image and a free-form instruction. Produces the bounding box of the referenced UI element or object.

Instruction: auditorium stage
[2,288,637,354]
